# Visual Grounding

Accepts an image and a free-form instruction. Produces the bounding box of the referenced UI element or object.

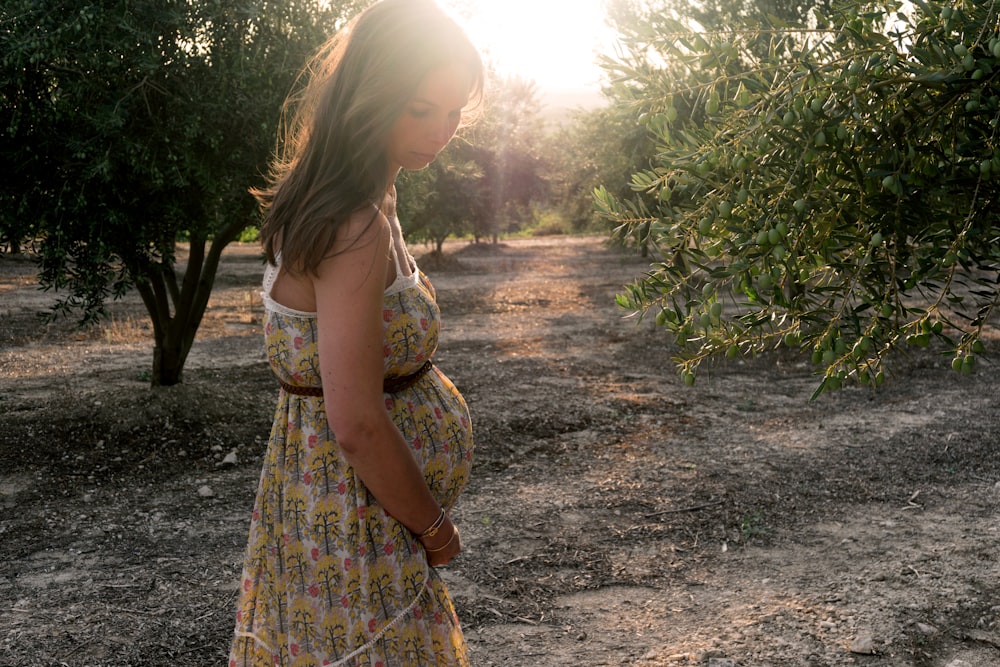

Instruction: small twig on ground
[104,604,164,616]
[174,643,219,656]
[60,634,95,660]
[505,555,534,565]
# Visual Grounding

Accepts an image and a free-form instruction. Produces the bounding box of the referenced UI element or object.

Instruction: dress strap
[388,214,415,278]
[262,255,281,298]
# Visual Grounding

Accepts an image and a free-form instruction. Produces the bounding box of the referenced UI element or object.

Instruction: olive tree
[466,75,548,242]
[546,102,652,234]
[397,141,489,253]
[595,0,836,253]
[596,0,999,397]
[1,0,359,385]
[398,74,547,247]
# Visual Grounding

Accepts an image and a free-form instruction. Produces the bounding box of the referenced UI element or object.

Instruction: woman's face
[385,63,472,175]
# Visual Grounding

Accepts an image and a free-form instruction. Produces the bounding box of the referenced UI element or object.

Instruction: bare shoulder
[332,206,391,254]
[313,207,392,288]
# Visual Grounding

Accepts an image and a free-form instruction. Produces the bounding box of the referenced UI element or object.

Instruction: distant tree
[398,74,547,247]
[1,0,360,385]
[468,75,548,241]
[596,0,1000,397]
[397,141,488,253]
[546,102,651,234]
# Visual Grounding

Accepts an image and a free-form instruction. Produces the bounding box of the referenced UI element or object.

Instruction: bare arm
[313,210,460,564]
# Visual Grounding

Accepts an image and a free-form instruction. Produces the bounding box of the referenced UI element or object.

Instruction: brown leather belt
[278,360,434,397]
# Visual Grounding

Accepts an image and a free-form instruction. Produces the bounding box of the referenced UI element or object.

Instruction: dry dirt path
[1,236,998,667]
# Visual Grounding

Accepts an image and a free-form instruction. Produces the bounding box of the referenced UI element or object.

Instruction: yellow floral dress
[229,234,473,667]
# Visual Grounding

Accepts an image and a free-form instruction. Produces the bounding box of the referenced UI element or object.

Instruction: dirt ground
[1,235,998,667]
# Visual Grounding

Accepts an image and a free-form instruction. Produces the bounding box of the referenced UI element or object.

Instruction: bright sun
[443,0,615,92]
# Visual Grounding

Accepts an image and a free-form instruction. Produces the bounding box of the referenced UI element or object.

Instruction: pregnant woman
[228,2,484,665]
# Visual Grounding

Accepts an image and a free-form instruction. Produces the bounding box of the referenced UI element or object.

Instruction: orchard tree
[548,102,653,234]
[398,74,547,247]
[596,0,1000,397]
[397,141,488,253]
[672,0,838,40]
[468,75,548,241]
[600,0,842,254]
[606,0,836,25]
[1,0,359,385]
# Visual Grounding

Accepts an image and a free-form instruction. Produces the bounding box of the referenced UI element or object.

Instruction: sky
[442,0,618,93]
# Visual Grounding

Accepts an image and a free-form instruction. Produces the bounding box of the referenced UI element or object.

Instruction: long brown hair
[256,0,484,274]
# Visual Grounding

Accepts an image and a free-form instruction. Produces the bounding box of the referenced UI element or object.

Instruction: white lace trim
[385,214,419,297]
[261,262,316,318]
[262,217,419,315]
[383,260,420,297]
[326,579,431,666]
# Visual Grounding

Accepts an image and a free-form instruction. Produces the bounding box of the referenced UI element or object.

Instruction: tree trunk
[136,265,196,388]
[136,220,248,386]
[151,336,187,386]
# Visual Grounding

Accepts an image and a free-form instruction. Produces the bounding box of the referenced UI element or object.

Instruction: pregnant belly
[385,369,473,507]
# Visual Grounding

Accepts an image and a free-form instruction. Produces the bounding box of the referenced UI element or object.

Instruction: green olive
[962,356,975,374]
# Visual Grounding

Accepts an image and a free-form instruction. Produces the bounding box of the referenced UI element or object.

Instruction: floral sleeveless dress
[229,228,474,667]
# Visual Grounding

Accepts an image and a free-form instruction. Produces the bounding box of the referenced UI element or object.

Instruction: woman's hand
[420,515,461,567]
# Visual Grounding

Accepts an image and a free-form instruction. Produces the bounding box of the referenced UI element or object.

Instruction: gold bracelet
[424,525,458,553]
[418,508,446,539]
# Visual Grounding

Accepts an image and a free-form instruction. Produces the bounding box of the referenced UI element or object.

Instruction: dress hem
[233,573,431,667]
